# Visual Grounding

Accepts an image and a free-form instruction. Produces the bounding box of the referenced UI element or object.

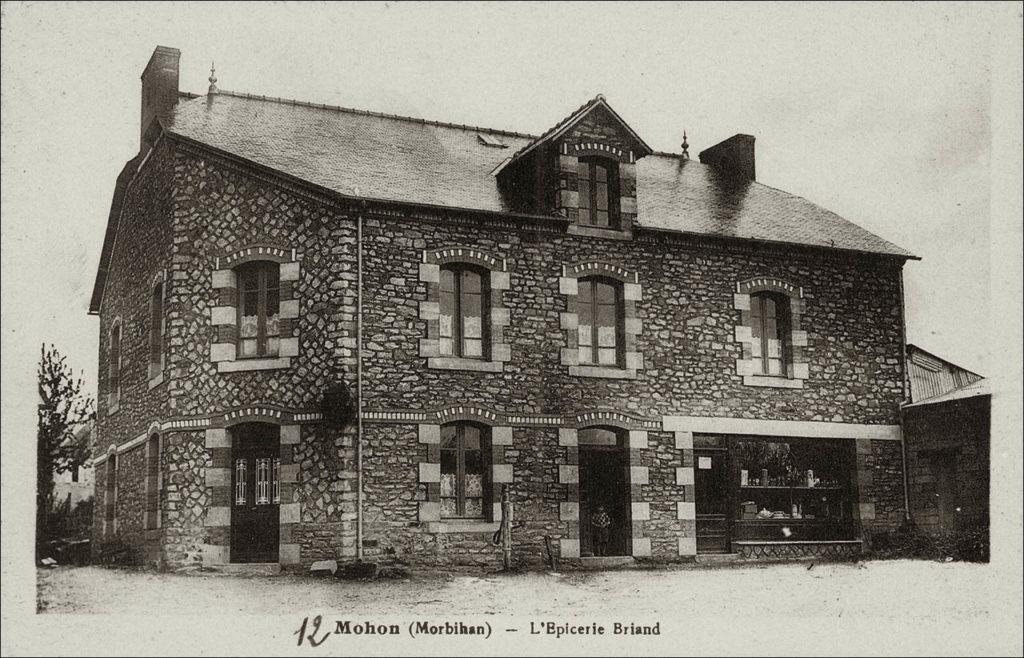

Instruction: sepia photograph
[2,2,1021,655]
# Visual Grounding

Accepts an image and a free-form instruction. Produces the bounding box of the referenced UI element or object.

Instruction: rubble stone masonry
[94,137,908,569]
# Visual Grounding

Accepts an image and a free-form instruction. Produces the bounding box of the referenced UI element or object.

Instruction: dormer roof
[506,94,654,166]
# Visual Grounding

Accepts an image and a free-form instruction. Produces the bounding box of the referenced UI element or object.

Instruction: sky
[0,1,1017,395]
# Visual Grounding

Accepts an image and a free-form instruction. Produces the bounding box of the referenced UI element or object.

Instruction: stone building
[902,345,990,536]
[89,46,917,570]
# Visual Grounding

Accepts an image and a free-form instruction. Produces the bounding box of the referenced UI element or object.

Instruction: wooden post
[501,484,512,570]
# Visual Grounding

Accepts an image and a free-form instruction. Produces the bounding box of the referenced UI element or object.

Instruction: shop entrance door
[694,448,730,553]
[579,442,631,557]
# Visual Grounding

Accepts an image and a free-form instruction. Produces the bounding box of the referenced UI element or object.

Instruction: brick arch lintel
[736,276,804,299]
[423,246,507,272]
[436,405,501,426]
[573,410,657,431]
[562,261,638,284]
[565,140,632,164]
[217,244,298,269]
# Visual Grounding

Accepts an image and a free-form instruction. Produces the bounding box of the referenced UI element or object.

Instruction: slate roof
[163,90,916,258]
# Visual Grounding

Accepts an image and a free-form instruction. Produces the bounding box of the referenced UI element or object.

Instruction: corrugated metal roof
[906,344,985,403]
[903,378,989,408]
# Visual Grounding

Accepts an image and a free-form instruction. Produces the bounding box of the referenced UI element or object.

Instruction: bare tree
[37,343,94,559]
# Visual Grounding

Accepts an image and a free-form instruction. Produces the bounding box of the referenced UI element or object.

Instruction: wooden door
[230,425,280,563]
[930,451,960,530]
[695,448,730,553]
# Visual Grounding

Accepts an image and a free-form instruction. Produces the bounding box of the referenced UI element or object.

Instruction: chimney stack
[698,134,756,182]
[140,46,180,151]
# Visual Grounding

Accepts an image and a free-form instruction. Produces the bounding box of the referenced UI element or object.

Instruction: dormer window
[577,157,619,229]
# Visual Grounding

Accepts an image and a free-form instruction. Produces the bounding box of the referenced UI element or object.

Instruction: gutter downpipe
[356,201,365,561]
[898,267,912,524]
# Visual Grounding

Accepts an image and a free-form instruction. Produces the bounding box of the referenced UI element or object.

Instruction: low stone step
[577,556,637,570]
[212,562,282,576]
[694,553,741,565]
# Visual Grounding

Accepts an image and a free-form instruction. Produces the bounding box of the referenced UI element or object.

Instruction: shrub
[867,519,989,563]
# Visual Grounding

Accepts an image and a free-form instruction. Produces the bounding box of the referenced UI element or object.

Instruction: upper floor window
[577,157,619,229]
[149,281,164,374]
[439,265,489,359]
[577,277,623,367]
[108,322,122,407]
[440,423,490,520]
[750,292,791,376]
[237,262,280,359]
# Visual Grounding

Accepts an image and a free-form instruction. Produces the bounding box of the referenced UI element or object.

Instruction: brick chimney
[698,134,756,182]
[140,46,180,151]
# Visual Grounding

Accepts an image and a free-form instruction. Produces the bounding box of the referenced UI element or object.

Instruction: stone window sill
[218,356,293,373]
[567,224,633,241]
[107,399,120,415]
[427,357,504,373]
[569,365,637,380]
[743,374,804,389]
[424,521,500,534]
[147,370,165,389]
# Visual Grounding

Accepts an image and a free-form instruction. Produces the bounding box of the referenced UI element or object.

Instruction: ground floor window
[440,423,489,519]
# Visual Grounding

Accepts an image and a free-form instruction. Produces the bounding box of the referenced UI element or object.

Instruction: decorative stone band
[210,245,301,373]
[419,246,511,372]
[559,262,643,380]
[417,423,514,531]
[201,424,302,567]
[377,406,660,430]
[96,405,662,462]
[733,276,808,389]
[662,415,903,441]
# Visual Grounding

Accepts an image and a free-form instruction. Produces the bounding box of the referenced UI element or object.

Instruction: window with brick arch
[150,281,164,369]
[577,277,624,367]
[237,262,281,358]
[750,292,791,376]
[577,157,620,228]
[439,265,489,359]
[440,423,491,520]
[108,323,121,403]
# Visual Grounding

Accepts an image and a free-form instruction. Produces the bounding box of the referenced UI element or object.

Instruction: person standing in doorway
[591,504,612,556]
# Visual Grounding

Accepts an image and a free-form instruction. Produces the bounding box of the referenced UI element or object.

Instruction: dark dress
[591,509,612,555]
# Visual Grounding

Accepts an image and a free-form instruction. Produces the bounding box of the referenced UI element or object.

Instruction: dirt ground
[35,558,997,617]
[30,559,1021,655]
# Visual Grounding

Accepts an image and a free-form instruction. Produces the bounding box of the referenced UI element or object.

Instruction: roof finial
[681,130,690,160]
[208,62,218,94]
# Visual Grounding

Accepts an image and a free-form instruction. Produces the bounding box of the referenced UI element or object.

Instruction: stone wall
[94,135,908,570]
[903,396,990,533]
[359,214,905,424]
[161,430,210,568]
[167,144,359,416]
[95,140,176,452]
[92,139,176,561]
